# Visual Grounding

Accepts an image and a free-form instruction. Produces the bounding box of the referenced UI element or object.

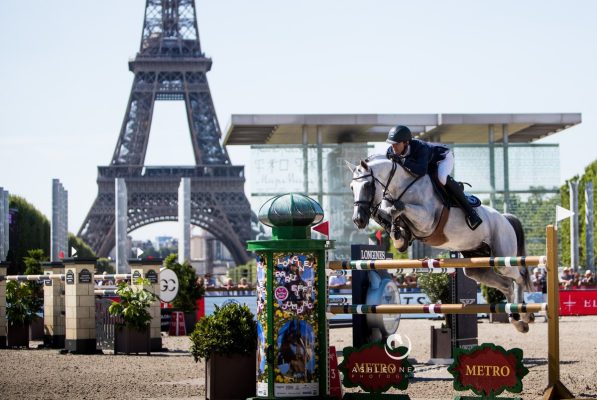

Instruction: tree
[228,259,257,284]
[164,254,204,313]
[96,258,115,274]
[7,195,50,274]
[23,248,46,275]
[22,249,46,315]
[68,234,96,258]
[560,159,597,268]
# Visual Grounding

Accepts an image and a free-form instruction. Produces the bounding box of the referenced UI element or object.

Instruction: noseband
[352,161,421,220]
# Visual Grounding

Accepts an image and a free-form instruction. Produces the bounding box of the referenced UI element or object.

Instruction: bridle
[352,160,421,221]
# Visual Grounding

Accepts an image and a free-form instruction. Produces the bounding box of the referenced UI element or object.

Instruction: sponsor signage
[559,289,597,316]
[339,341,413,394]
[448,343,528,398]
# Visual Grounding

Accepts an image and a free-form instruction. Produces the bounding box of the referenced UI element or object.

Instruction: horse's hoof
[510,320,529,333]
[528,313,535,323]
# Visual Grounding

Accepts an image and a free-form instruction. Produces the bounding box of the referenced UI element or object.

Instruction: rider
[385,125,482,230]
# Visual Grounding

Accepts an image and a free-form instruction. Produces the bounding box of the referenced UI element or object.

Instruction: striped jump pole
[1,274,65,282]
[0,273,131,282]
[94,274,131,281]
[94,289,117,296]
[328,303,547,315]
[328,267,457,275]
[327,255,546,271]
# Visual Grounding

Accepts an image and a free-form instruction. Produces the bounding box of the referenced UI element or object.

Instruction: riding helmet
[386,125,412,144]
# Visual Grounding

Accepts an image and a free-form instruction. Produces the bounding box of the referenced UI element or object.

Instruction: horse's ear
[360,159,369,170]
[344,160,357,173]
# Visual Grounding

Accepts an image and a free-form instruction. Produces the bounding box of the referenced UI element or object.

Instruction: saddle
[389,172,480,251]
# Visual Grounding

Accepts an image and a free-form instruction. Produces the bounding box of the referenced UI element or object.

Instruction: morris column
[248,193,332,399]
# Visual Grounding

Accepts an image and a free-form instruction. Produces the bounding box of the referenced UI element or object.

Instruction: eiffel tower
[79,0,251,264]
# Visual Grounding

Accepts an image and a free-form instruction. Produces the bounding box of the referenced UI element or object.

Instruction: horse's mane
[364,154,388,163]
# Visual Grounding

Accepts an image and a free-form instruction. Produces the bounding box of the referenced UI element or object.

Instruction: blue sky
[1,1,595,241]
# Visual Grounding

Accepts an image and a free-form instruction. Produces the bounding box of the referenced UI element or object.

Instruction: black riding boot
[444,176,482,230]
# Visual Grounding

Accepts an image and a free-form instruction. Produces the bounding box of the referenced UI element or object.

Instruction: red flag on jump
[58,250,65,259]
[312,221,329,238]
[375,230,382,246]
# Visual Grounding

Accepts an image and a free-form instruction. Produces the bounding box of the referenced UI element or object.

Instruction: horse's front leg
[378,200,408,252]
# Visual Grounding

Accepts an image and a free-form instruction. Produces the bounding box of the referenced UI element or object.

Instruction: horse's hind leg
[464,269,529,333]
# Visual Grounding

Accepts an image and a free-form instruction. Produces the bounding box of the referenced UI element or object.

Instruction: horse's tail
[504,213,526,256]
[504,213,532,291]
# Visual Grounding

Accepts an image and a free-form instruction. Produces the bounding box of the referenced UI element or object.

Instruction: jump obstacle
[0,259,163,353]
[325,225,574,399]
[248,191,575,400]
[0,273,132,282]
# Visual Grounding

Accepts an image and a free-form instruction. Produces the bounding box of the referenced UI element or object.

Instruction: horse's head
[348,159,375,229]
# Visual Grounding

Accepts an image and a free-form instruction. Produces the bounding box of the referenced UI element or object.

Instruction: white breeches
[437,151,454,185]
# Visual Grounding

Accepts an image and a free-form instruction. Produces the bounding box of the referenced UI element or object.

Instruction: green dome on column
[258,193,324,239]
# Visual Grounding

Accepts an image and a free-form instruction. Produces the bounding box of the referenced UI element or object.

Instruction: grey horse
[348,155,534,333]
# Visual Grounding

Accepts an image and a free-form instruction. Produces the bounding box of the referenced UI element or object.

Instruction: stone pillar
[0,188,9,262]
[115,178,129,273]
[130,259,163,351]
[43,262,65,348]
[0,262,8,348]
[178,177,191,264]
[569,181,579,268]
[64,258,97,354]
[51,180,68,262]
[585,182,594,272]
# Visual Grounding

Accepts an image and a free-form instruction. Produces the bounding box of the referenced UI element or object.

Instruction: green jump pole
[327,255,546,270]
[328,303,547,315]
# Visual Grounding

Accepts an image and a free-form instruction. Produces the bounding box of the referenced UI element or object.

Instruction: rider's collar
[401,143,411,158]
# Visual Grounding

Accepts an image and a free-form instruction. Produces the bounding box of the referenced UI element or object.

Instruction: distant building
[225,113,581,258]
[190,227,235,276]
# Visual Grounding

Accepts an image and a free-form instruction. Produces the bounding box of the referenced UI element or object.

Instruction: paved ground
[1,316,596,399]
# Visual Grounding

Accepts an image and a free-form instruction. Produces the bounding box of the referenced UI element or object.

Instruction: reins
[352,161,401,218]
[353,159,446,245]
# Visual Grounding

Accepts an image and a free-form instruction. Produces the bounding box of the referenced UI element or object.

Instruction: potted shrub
[6,281,40,348]
[164,254,205,333]
[108,278,157,355]
[23,249,46,341]
[417,273,452,359]
[481,284,509,323]
[190,302,257,400]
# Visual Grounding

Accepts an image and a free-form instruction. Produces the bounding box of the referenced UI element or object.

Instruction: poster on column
[272,252,318,397]
[256,254,269,397]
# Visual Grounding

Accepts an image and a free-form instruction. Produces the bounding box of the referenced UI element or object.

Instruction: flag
[375,230,382,246]
[71,247,78,257]
[58,250,65,259]
[136,248,144,258]
[556,206,574,222]
[312,221,329,238]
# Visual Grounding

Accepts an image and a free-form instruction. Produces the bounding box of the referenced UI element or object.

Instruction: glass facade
[250,143,560,258]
